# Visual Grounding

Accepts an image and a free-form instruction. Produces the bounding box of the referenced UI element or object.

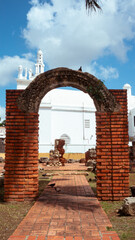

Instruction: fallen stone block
[119,197,135,216]
[39,157,49,163]
[0,157,4,163]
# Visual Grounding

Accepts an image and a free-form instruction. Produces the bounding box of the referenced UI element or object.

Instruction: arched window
[60,134,71,145]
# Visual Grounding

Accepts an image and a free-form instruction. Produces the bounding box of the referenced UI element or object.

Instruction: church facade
[16,50,135,153]
[123,83,135,143]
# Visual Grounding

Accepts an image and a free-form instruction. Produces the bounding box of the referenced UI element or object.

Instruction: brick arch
[17,67,119,113]
[4,68,130,202]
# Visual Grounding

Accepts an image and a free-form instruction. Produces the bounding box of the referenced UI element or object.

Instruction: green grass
[85,171,97,195]
[100,173,135,240]
[86,172,135,240]
[0,200,34,240]
[0,172,51,240]
[100,200,135,240]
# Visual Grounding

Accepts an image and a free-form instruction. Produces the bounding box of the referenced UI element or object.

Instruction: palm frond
[85,0,101,11]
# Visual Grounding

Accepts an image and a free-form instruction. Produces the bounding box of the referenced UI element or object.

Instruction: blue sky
[0,0,135,120]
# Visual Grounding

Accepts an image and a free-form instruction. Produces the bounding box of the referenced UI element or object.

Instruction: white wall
[39,107,52,152]
[123,84,135,143]
[37,89,96,153]
[129,108,135,141]
[0,127,5,139]
[38,105,96,153]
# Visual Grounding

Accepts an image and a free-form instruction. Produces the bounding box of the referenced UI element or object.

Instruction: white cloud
[29,0,39,6]
[83,62,119,80]
[98,65,119,80]
[0,106,5,121]
[23,0,135,69]
[0,55,34,86]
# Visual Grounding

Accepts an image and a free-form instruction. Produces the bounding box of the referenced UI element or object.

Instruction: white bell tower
[35,49,45,75]
[17,49,45,89]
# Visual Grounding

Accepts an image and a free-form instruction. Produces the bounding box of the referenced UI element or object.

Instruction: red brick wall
[4,89,129,201]
[4,90,39,201]
[96,90,129,200]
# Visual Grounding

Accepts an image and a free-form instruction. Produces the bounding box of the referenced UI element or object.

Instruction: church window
[85,119,90,128]
[39,65,41,73]
[60,134,70,145]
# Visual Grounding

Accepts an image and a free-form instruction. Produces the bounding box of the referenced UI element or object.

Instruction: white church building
[16,50,135,153]
[123,83,135,143]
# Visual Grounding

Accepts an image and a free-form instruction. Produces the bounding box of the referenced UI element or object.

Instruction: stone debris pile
[118,197,135,216]
[39,157,49,163]
[85,148,96,173]
[48,149,63,166]
[0,157,4,163]
[39,139,66,167]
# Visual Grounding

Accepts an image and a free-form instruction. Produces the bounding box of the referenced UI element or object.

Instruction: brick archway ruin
[4,67,129,201]
[17,68,119,113]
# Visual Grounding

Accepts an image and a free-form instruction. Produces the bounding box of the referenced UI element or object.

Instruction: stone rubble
[85,148,96,173]
[0,157,4,163]
[118,197,135,216]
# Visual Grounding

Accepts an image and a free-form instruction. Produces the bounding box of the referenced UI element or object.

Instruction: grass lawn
[0,168,135,240]
[0,173,51,240]
[86,172,135,240]
[100,200,135,240]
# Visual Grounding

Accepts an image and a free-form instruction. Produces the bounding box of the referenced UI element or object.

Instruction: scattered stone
[1,169,5,175]
[55,187,61,192]
[85,148,96,162]
[68,159,75,163]
[46,139,66,166]
[85,148,96,173]
[46,173,53,176]
[39,157,49,163]
[48,183,55,188]
[86,159,96,173]
[47,161,62,167]
[88,178,96,182]
[87,166,93,172]
[38,166,44,171]
[88,178,92,182]
[0,157,4,163]
[118,197,135,216]
[42,173,47,177]
[0,173,4,178]
[79,158,86,163]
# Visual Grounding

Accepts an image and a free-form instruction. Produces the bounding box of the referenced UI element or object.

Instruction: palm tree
[85,0,101,11]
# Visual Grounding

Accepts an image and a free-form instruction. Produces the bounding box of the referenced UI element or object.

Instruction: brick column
[4,90,39,202]
[96,90,130,201]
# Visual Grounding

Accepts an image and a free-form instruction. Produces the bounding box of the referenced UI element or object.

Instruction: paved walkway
[8,174,120,240]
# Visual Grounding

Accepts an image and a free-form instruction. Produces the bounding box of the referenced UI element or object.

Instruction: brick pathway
[8,175,120,240]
